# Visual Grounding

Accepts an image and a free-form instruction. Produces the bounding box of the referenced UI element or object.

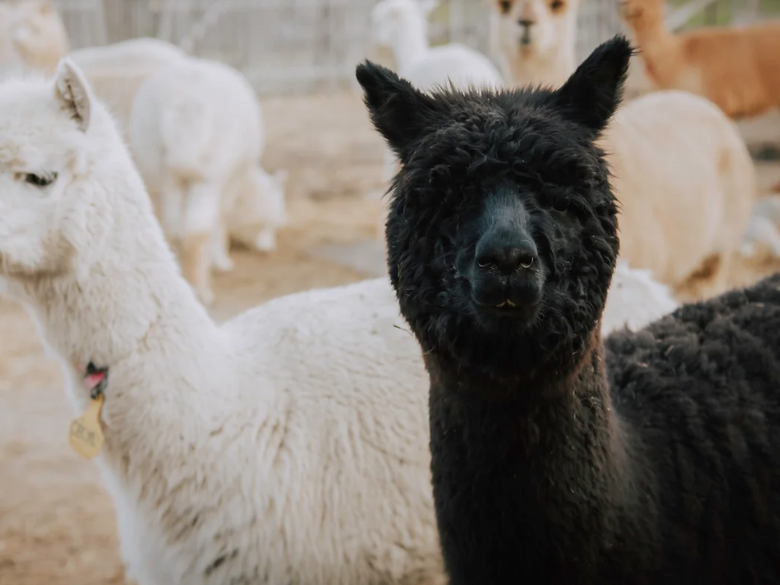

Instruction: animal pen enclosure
[50,0,780,97]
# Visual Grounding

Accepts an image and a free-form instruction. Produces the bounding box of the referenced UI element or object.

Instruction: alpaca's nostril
[518,19,534,28]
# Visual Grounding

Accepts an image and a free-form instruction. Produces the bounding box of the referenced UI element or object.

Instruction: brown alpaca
[620,0,780,119]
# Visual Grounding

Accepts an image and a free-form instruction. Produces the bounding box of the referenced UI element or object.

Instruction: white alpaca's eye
[24,172,57,187]
[498,0,512,14]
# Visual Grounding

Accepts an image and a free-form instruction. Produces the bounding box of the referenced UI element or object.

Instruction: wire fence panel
[51,0,780,97]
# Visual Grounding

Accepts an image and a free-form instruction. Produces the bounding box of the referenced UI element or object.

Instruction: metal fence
[51,0,780,97]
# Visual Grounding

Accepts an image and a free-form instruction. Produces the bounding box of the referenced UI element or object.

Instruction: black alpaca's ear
[356,60,438,159]
[551,35,634,135]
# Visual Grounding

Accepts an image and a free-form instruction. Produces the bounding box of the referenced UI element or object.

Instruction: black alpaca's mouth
[472,295,542,321]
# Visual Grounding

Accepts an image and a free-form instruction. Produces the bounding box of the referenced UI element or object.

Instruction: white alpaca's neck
[391,9,430,72]
[508,44,575,88]
[4,162,229,454]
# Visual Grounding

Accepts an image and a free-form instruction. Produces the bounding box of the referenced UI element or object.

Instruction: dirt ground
[1,91,780,585]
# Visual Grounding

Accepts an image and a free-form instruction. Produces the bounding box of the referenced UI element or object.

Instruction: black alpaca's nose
[475,235,537,275]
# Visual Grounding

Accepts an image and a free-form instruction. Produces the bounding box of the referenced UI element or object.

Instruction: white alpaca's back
[113,277,442,585]
[602,90,757,293]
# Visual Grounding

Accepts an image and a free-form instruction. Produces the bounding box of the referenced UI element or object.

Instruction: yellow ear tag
[69,393,105,459]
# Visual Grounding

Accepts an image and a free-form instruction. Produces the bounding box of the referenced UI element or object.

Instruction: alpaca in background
[3,0,68,75]
[129,56,288,305]
[620,0,780,118]
[69,37,189,138]
[358,35,780,585]
[603,88,757,297]
[371,0,503,90]
[369,0,504,189]
[486,0,580,88]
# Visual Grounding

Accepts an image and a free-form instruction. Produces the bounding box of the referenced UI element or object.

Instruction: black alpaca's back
[604,273,780,583]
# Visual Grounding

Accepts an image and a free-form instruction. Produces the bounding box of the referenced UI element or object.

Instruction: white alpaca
[4,0,69,75]
[129,56,287,305]
[69,37,188,137]
[370,0,504,185]
[601,90,757,295]
[0,60,677,585]
[0,59,443,585]
[487,0,580,89]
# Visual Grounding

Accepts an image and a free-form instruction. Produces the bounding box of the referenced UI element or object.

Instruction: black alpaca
[357,36,780,585]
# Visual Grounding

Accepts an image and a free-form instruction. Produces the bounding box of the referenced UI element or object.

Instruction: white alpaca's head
[9,0,69,74]
[489,0,579,58]
[370,0,438,49]
[0,59,129,280]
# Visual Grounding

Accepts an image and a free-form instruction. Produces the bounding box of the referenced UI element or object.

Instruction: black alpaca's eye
[553,195,571,212]
[550,0,564,10]
[24,172,57,187]
[498,0,512,14]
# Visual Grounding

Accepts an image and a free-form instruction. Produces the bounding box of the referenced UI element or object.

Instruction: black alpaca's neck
[426,331,644,585]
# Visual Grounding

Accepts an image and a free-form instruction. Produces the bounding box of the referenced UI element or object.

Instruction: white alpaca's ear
[420,0,440,16]
[274,168,289,190]
[53,58,92,132]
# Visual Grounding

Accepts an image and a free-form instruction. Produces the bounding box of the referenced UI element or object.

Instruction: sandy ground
[1,91,780,585]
